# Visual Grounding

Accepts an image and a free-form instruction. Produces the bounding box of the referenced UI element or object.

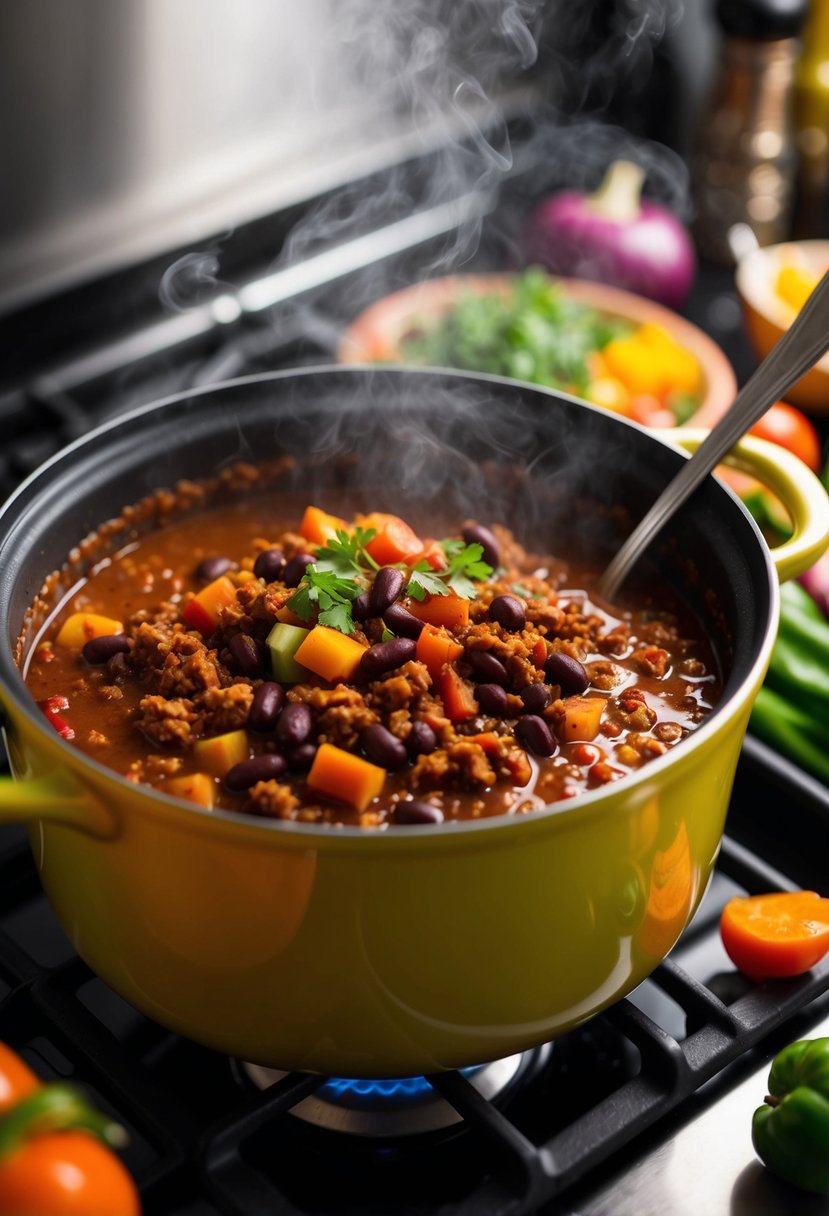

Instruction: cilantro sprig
[286,523,494,635]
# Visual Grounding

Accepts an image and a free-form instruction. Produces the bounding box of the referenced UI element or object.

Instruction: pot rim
[0,364,780,844]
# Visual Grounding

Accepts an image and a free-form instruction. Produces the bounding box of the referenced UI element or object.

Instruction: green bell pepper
[752,1037,829,1195]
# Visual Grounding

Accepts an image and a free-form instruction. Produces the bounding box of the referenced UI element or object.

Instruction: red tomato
[748,401,823,473]
[0,1131,141,1215]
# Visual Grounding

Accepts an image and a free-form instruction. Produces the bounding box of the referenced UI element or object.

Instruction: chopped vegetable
[307,743,386,811]
[0,1041,141,1214]
[559,695,605,742]
[407,592,470,630]
[359,513,423,565]
[438,667,478,723]
[522,159,696,310]
[55,612,124,649]
[748,581,829,781]
[720,890,829,980]
[415,624,464,678]
[38,695,75,740]
[748,401,822,473]
[294,624,367,682]
[163,772,216,807]
[192,730,249,778]
[266,622,312,684]
[298,505,349,546]
[182,575,237,635]
[752,1037,829,1195]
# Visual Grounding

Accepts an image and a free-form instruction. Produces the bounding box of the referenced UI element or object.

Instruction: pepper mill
[691,0,808,264]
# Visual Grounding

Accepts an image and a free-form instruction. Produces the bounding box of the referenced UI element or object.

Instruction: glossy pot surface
[0,367,826,1077]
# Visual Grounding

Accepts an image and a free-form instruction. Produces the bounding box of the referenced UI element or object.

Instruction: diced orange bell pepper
[559,695,605,742]
[182,575,237,634]
[55,612,124,649]
[358,513,423,565]
[438,666,478,723]
[531,637,548,666]
[164,772,216,808]
[294,625,367,682]
[193,729,250,778]
[407,593,469,630]
[299,505,350,547]
[307,743,386,811]
[415,625,464,679]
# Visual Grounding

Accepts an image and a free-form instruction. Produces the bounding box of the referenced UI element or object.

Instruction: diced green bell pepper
[267,622,311,684]
[752,1037,829,1195]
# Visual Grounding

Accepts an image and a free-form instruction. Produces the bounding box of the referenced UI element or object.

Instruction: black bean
[82,634,130,665]
[461,523,500,569]
[544,652,589,696]
[476,683,508,716]
[489,594,526,632]
[225,752,287,790]
[408,721,437,756]
[520,682,551,714]
[253,548,285,582]
[287,743,318,771]
[359,723,409,770]
[229,632,266,677]
[351,591,372,622]
[515,714,557,757]
[370,567,405,615]
[467,650,509,686]
[394,799,445,825]
[195,555,235,584]
[283,553,315,588]
[248,682,286,732]
[276,702,313,748]
[383,603,424,639]
[359,637,417,679]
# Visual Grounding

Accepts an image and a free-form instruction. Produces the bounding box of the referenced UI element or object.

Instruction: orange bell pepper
[358,512,423,565]
[407,593,469,630]
[294,625,367,682]
[192,730,250,778]
[720,890,829,980]
[182,575,237,634]
[55,612,124,649]
[438,666,478,722]
[415,625,464,679]
[298,505,349,547]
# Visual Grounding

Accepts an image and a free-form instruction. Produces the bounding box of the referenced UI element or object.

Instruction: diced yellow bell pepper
[164,772,216,808]
[55,612,124,649]
[193,729,250,778]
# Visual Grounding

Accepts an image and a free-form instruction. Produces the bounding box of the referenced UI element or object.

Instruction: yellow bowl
[337,273,739,429]
[736,239,829,414]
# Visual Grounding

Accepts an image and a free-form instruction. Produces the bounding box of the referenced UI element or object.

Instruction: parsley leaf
[287,567,362,635]
[313,527,378,577]
[443,541,493,598]
[406,561,450,601]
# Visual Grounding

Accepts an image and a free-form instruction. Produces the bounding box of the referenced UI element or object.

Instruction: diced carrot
[358,513,423,565]
[407,593,469,630]
[299,505,350,547]
[307,743,386,811]
[55,612,124,649]
[182,575,237,635]
[560,695,605,742]
[164,772,216,808]
[466,731,502,755]
[438,667,478,723]
[531,637,548,666]
[193,729,250,778]
[415,625,464,679]
[294,625,367,682]
[415,539,447,571]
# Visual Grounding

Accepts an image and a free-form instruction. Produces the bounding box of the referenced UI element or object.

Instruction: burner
[239,1045,552,1137]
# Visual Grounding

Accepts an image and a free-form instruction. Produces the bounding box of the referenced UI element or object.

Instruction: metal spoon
[597,268,829,602]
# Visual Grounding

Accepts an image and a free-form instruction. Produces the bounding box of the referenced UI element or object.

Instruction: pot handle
[0,752,117,840]
[666,428,829,584]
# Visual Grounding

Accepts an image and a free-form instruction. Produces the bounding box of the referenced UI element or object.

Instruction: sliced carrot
[416,625,464,679]
[164,772,216,808]
[294,625,367,682]
[307,743,386,811]
[438,667,478,723]
[407,593,469,630]
[299,505,350,547]
[720,890,829,980]
[359,512,423,565]
[193,729,250,778]
[182,575,237,635]
[55,612,124,649]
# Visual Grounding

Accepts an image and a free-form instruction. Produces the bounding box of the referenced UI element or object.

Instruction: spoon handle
[598,268,829,602]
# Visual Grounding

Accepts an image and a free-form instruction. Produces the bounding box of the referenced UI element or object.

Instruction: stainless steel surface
[572,1005,829,1216]
[598,267,829,601]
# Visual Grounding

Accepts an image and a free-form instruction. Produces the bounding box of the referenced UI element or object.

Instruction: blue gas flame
[321,1067,480,1103]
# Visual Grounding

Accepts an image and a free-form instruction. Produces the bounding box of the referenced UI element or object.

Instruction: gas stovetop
[1,149,829,1213]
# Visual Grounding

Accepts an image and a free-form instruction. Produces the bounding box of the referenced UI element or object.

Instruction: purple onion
[522,160,696,311]
[799,550,829,619]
